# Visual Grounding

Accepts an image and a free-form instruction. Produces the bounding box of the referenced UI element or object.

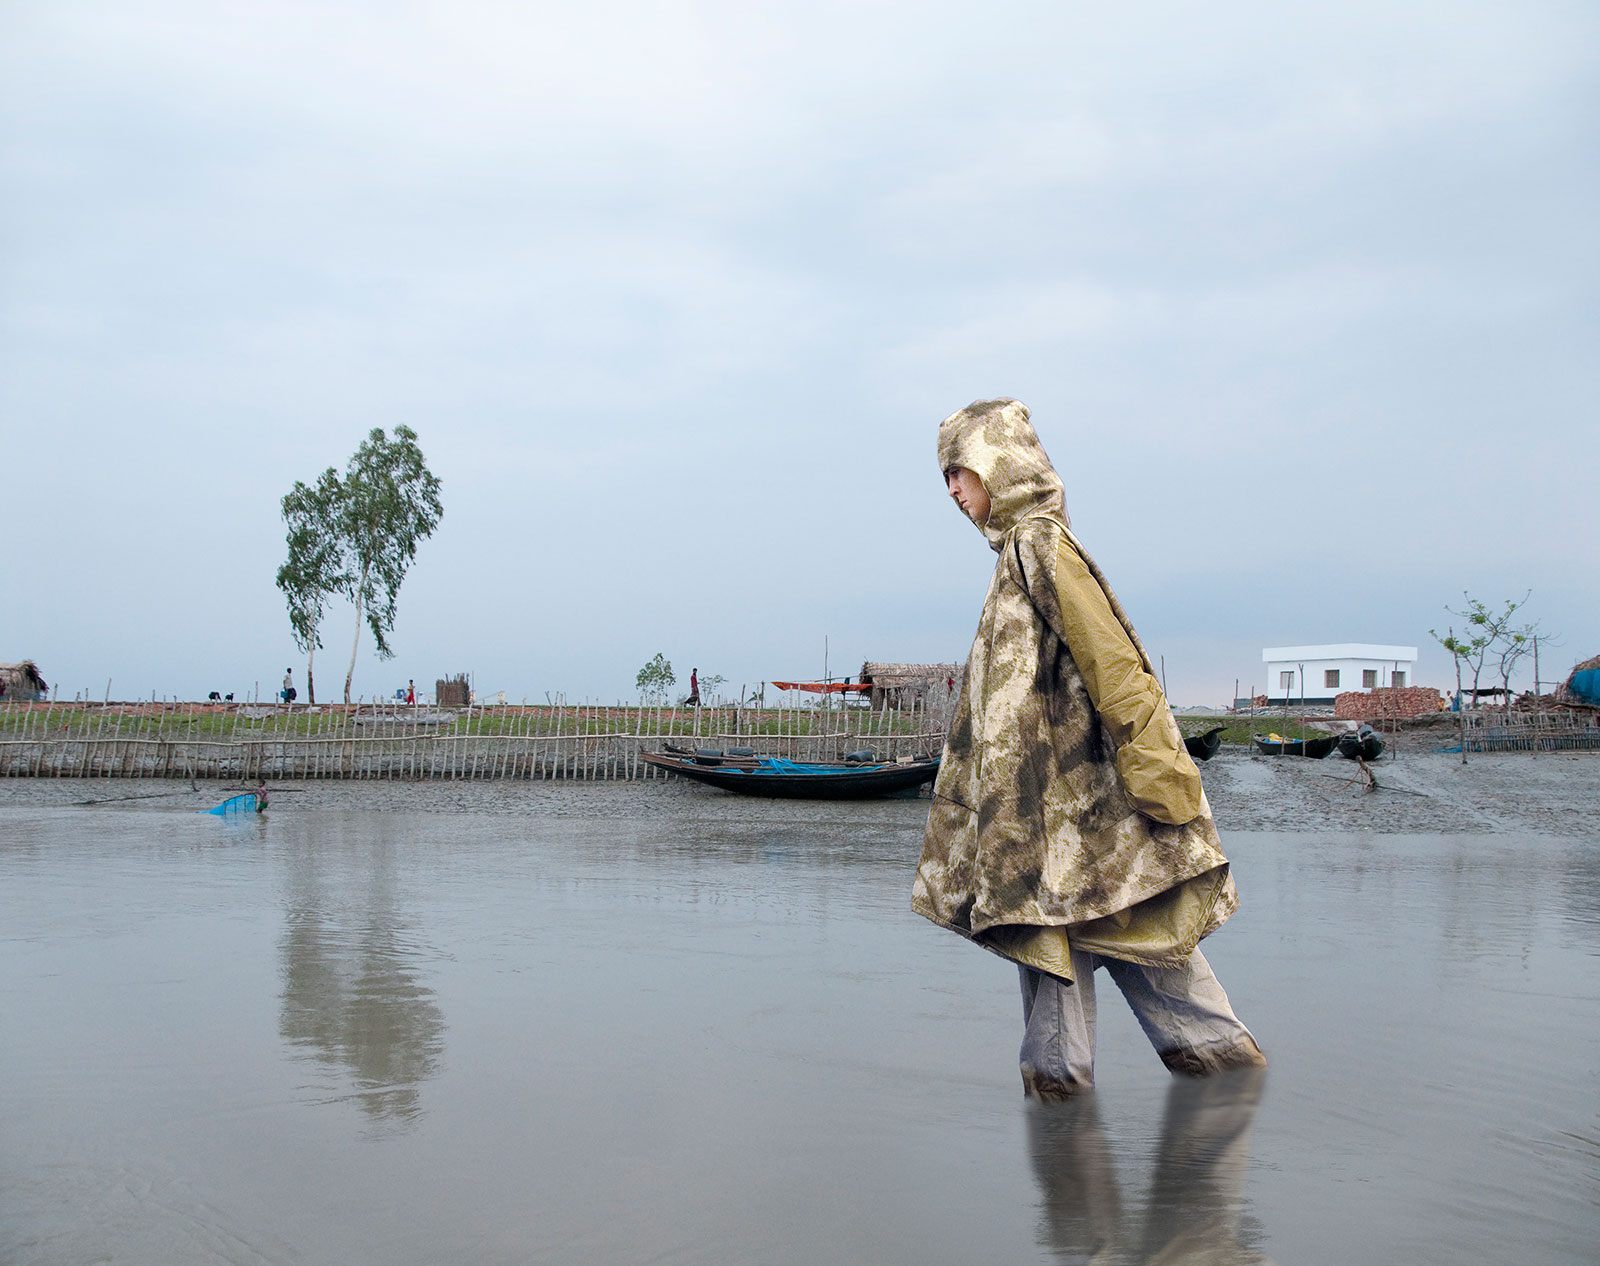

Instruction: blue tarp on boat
[756,757,887,775]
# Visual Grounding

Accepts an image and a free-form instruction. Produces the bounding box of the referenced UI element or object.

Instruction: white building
[1261,644,1418,705]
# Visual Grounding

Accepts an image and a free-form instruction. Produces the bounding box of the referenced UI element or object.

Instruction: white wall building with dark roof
[1262,644,1417,705]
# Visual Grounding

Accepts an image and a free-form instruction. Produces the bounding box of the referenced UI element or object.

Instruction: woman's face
[945,466,990,525]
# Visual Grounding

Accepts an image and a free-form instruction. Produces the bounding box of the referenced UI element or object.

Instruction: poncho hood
[937,398,1068,550]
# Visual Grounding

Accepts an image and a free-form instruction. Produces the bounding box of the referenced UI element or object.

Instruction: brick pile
[1334,686,1444,720]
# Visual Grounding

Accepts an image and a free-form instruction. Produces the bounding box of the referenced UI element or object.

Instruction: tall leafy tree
[276,468,345,705]
[336,426,444,704]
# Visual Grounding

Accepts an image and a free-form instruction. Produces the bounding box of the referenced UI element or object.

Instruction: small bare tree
[1494,621,1539,714]
[1431,592,1528,706]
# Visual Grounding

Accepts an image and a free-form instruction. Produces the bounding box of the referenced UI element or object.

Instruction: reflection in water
[278,837,445,1132]
[1029,1070,1272,1265]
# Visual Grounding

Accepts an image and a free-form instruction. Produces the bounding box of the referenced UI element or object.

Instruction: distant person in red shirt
[406,680,415,705]
[687,669,701,707]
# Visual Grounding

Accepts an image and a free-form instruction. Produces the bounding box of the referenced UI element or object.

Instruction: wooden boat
[642,749,939,799]
[1336,726,1385,762]
[1183,726,1225,762]
[1252,733,1337,759]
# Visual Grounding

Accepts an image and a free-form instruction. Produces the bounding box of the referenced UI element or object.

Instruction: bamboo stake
[80,700,97,779]
[41,697,55,777]
[89,698,108,779]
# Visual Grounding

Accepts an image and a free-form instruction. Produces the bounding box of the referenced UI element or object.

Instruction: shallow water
[2,792,1596,1264]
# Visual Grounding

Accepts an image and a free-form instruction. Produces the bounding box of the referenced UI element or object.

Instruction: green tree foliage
[636,653,675,704]
[337,426,444,704]
[698,672,727,703]
[1431,591,1530,703]
[275,469,345,705]
[277,427,443,706]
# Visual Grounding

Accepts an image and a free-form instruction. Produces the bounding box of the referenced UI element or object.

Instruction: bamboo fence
[0,695,953,781]
[1457,710,1600,753]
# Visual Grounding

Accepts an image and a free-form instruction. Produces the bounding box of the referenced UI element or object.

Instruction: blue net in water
[201,793,258,815]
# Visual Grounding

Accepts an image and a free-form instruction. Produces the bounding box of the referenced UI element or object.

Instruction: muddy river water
[2,784,1596,1264]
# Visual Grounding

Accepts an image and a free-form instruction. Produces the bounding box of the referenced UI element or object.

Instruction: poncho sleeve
[1016,524,1204,826]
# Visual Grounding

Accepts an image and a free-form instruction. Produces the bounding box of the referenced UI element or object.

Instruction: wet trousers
[1018,946,1264,1099]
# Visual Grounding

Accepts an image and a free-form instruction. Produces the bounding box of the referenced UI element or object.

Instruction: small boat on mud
[1184,726,1226,762]
[1337,725,1386,762]
[1253,733,1338,759]
[642,748,940,799]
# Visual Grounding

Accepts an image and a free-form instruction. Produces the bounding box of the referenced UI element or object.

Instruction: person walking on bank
[687,668,700,707]
[912,399,1265,1099]
[281,669,295,704]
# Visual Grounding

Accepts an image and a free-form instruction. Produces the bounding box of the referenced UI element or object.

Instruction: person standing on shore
[281,669,295,703]
[687,668,700,707]
[912,399,1265,1099]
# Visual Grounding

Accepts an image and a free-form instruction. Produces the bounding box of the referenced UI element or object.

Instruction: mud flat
[1200,748,1600,835]
[0,749,1594,836]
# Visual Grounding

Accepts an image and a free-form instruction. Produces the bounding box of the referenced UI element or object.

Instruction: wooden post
[1451,628,1467,765]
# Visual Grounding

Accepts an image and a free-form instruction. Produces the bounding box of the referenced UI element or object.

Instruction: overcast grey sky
[3,1,1596,705]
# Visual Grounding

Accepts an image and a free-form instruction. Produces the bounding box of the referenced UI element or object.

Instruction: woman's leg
[1101,949,1266,1075]
[1018,947,1100,1098]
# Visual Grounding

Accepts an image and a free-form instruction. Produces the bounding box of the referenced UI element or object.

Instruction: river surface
[2,789,1596,1264]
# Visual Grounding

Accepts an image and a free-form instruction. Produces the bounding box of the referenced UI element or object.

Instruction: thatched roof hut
[858,662,962,710]
[0,660,48,702]
[1558,654,1600,706]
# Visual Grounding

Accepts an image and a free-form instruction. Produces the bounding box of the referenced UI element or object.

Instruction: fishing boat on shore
[641,748,939,799]
[1253,733,1338,759]
[1337,725,1386,762]
[1184,726,1226,762]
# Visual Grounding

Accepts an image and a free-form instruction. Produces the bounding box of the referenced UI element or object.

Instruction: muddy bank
[1199,747,1600,834]
[1,750,1595,835]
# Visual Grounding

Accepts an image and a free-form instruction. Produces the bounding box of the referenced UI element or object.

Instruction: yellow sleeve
[1031,534,1204,825]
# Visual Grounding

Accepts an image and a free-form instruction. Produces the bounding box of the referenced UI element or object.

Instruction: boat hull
[1184,726,1225,762]
[641,752,939,799]
[1337,730,1386,761]
[1252,734,1337,759]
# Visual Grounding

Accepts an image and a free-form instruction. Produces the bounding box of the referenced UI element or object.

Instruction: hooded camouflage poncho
[912,399,1237,983]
